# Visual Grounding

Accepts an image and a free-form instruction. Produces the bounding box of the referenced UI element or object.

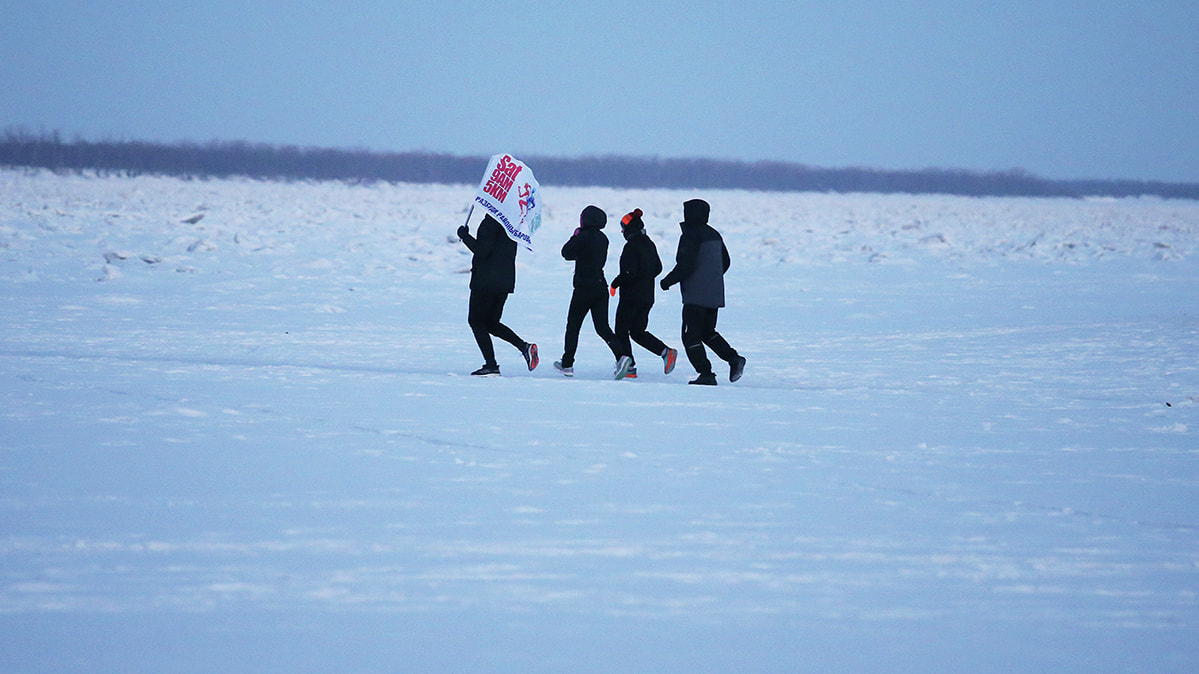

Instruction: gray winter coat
[660,220,730,309]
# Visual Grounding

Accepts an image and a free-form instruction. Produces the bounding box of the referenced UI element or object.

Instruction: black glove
[660,279,670,291]
[457,225,469,240]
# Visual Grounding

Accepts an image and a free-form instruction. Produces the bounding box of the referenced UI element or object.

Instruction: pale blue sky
[3,1,1196,182]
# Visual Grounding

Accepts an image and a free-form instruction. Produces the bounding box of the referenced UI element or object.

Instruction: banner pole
[462,204,475,229]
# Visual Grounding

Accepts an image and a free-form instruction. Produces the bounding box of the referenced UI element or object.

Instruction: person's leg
[485,294,534,368]
[485,293,524,349]
[560,289,589,368]
[585,286,618,358]
[468,290,499,367]
[701,309,739,364]
[628,301,667,361]
[699,308,745,381]
[681,304,713,375]
[613,300,635,361]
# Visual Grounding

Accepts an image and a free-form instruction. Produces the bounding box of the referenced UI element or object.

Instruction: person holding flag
[457,155,542,376]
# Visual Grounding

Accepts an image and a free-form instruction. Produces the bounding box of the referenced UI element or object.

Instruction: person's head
[620,208,644,240]
[580,205,606,229]
[681,199,710,225]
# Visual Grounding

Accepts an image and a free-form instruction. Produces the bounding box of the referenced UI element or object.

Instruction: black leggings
[561,284,618,368]
[614,299,668,367]
[469,289,525,367]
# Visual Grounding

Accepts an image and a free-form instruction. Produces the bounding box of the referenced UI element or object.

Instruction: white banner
[473,154,542,252]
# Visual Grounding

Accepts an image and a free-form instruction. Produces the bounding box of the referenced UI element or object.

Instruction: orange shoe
[662,348,678,375]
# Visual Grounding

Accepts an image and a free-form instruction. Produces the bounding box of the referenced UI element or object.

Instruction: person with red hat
[610,208,678,380]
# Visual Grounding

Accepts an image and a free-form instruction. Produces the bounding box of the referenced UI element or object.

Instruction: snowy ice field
[2,168,1198,672]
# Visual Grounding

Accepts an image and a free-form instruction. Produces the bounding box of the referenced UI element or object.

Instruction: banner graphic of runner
[473,153,541,252]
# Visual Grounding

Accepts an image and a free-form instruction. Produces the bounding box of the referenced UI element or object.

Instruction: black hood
[680,198,710,226]
[580,205,607,229]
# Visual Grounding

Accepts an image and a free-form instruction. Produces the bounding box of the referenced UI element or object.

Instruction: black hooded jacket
[461,214,517,293]
[610,228,662,306]
[561,205,609,290]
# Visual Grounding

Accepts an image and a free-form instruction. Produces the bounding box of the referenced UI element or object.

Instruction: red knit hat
[620,208,644,230]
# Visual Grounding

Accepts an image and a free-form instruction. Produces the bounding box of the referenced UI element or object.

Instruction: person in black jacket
[457,214,538,376]
[553,205,621,377]
[609,208,678,380]
[660,199,746,385]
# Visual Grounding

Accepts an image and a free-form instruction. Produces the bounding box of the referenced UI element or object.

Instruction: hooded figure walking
[553,205,621,377]
[458,213,539,376]
[659,199,746,385]
[610,208,678,380]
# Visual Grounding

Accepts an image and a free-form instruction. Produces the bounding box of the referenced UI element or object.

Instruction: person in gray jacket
[659,199,746,385]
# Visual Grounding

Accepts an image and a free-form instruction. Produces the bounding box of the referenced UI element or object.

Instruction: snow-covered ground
[2,168,1198,672]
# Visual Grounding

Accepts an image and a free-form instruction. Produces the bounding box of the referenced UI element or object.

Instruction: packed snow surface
[2,169,1198,672]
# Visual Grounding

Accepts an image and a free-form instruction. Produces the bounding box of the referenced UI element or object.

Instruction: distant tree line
[3,128,1196,200]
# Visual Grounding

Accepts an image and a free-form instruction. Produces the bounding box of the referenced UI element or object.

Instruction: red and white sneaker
[614,355,634,380]
[523,343,539,371]
[662,348,678,375]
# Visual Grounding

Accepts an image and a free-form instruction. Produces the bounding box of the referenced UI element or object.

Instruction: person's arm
[457,224,477,253]
[660,232,698,289]
[561,229,583,260]
[610,244,638,290]
[469,219,501,260]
